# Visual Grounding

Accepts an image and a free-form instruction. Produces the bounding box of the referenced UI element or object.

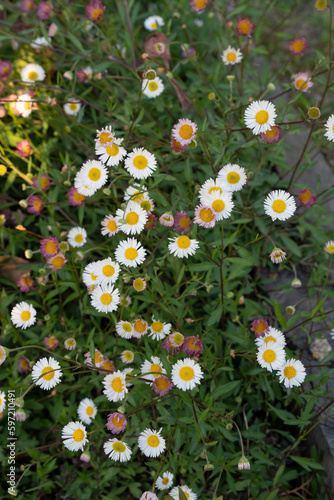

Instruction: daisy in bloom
[62,421,88,452]
[142,77,164,98]
[190,0,209,12]
[106,412,127,434]
[132,318,148,338]
[11,302,36,329]
[31,357,62,390]
[222,46,243,65]
[21,63,46,83]
[90,284,120,313]
[67,227,87,247]
[139,194,155,213]
[116,201,148,236]
[160,212,174,226]
[63,98,81,116]
[16,139,32,157]
[16,273,34,293]
[298,188,317,207]
[0,391,6,413]
[144,15,164,31]
[259,124,282,144]
[67,187,86,207]
[172,358,203,391]
[289,37,307,55]
[103,370,128,402]
[133,277,147,292]
[43,335,58,351]
[168,235,199,259]
[202,191,234,221]
[149,318,172,341]
[236,17,255,37]
[170,485,197,500]
[199,178,228,202]
[47,252,67,271]
[124,183,147,202]
[324,241,334,254]
[141,356,166,382]
[251,319,269,337]
[124,148,157,180]
[0,346,7,366]
[85,0,105,21]
[174,211,192,234]
[121,350,134,364]
[16,94,33,117]
[278,359,306,388]
[138,428,166,457]
[162,332,184,355]
[74,174,97,197]
[64,338,76,350]
[172,118,197,147]
[77,398,97,425]
[294,72,313,92]
[104,438,132,462]
[245,100,277,135]
[82,262,99,287]
[123,367,135,386]
[264,190,296,221]
[217,164,247,191]
[116,321,134,340]
[115,237,147,267]
[32,174,53,191]
[31,36,50,49]
[156,471,174,491]
[270,247,287,264]
[255,327,286,348]
[308,107,321,120]
[27,194,44,215]
[40,236,59,259]
[324,114,334,142]
[171,136,187,153]
[257,341,286,372]
[18,356,31,374]
[95,126,115,149]
[152,375,173,396]
[194,205,216,228]
[120,294,132,307]
[95,258,120,286]
[78,160,108,191]
[315,0,327,11]
[101,214,120,237]
[182,335,203,356]
[96,138,127,167]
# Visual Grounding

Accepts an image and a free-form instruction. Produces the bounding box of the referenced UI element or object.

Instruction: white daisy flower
[156,471,174,491]
[31,357,62,390]
[172,118,197,147]
[257,341,286,372]
[31,36,50,49]
[124,148,157,180]
[202,191,234,220]
[83,66,93,79]
[116,320,134,339]
[67,226,87,247]
[194,205,216,228]
[222,46,243,65]
[11,301,37,329]
[90,284,120,313]
[115,201,148,235]
[138,194,155,213]
[103,370,128,402]
[121,350,134,363]
[21,63,46,83]
[217,164,247,191]
[74,172,97,197]
[244,100,277,135]
[63,98,81,116]
[255,327,286,349]
[140,356,166,382]
[82,262,99,287]
[142,77,164,98]
[170,485,197,500]
[103,438,132,462]
[144,15,164,31]
[199,178,229,203]
[278,359,306,388]
[78,160,108,191]
[172,358,203,391]
[114,237,147,267]
[264,190,296,221]
[77,398,97,425]
[62,421,88,452]
[124,183,147,202]
[0,391,6,413]
[16,94,33,117]
[149,318,172,341]
[324,114,334,142]
[138,428,166,457]
[95,126,115,148]
[123,367,134,386]
[101,214,120,237]
[96,138,127,167]
[168,235,199,259]
[95,258,120,286]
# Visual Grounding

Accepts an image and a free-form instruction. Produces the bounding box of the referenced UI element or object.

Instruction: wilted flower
[85,0,105,22]
[43,336,59,351]
[0,60,12,79]
[238,455,250,470]
[236,17,255,37]
[270,248,287,264]
[18,356,31,374]
[251,319,269,337]
[27,195,44,215]
[37,1,52,20]
[298,188,317,207]
[160,212,174,227]
[16,139,32,157]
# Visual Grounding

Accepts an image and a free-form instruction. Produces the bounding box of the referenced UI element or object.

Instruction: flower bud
[267,82,275,91]
[238,455,250,470]
[226,75,235,81]
[208,92,215,100]
[25,249,33,259]
[204,463,214,471]
[232,315,239,323]
[291,278,302,288]
[76,251,84,261]
[206,284,214,293]
[103,188,111,196]
[117,406,125,414]
[227,291,234,299]
[63,71,73,81]
[286,305,295,315]
[80,451,91,463]
[144,69,156,80]
[187,139,197,149]
[15,397,24,408]
[19,199,28,208]
[8,487,18,496]
[226,422,233,430]
[63,180,71,187]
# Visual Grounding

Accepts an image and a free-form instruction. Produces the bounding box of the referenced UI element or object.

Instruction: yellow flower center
[195,0,206,7]
[86,406,94,416]
[172,138,183,150]
[199,207,214,222]
[174,333,184,345]
[28,71,38,81]
[133,155,148,170]
[292,40,304,52]
[106,144,119,156]
[88,167,101,181]
[21,358,29,369]
[188,338,200,350]
[134,319,146,332]
[179,216,191,229]
[52,256,64,268]
[263,126,278,139]
[45,241,57,254]
[284,366,297,379]
[74,191,85,203]
[91,8,103,20]
[296,79,306,89]
[299,190,311,203]
[264,335,276,344]
[102,264,115,277]
[122,323,132,332]
[148,81,158,91]
[155,376,169,390]
[151,22,157,28]
[124,351,133,360]
[20,310,31,321]
[90,272,97,281]
[141,200,151,211]
[107,219,118,232]
[177,236,191,249]
[179,366,194,381]
[95,351,103,363]
[73,429,84,442]
[69,103,77,111]
[112,415,124,427]
[238,20,251,34]
[24,101,31,110]
[226,171,240,184]
[134,279,144,290]
[262,349,276,363]
[254,321,266,333]
[23,276,32,286]
[103,360,114,371]
[162,478,169,485]
[208,186,222,195]
[272,200,286,213]
[126,212,139,225]
[150,363,162,374]
[41,366,55,380]
[212,199,225,212]
[179,124,193,140]
[255,110,269,125]
[316,0,327,10]
[41,177,49,188]
[99,131,113,144]
[74,234,83,243]
[33,200,42,210]
[147,435,160,447]
[111,377,124,392]
[124,248,138,260]
[326,245,334,253]
[100,293,112,305]
[226,52,237,62]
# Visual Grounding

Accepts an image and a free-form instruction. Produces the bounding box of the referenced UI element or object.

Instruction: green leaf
[208,304,223,326]
[178,488,188,500]
[198,407,210,422]
[89,339,95,365]
[273,464,285,486]
[266,488,280,500]
[311,296,327,317]
[212,380,241,398]
[290,456,324,471]
[274,299,286,329]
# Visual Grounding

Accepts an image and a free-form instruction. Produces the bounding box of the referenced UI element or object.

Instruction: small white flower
[138,428,166,457]
[96,138,127,167]
[101,214,120,237]
[141,356,166,382]
[103,371,128,402]
[63,98,81,116]
[77,160,108,192]
[124,148,157,180]
[244,100,277,135]
[62,421,88,452]
[171,358,203,391]
[199,177,230,203]
[278,359,306,388]
[168,235,199,258]
[103,438,132,462]
[82,262,100,287]
[67,226,87,247]
[144,15,164,31]
[255,327,286,348]
[324,114,334,142]
[11,301,37,329]
[116,320,134,339]
[21,63,46,83]
[94,258,120,286]
[16,94,33,117]
[31,357,62,390]
[74,172,97,197]
[115,201,148,236]
[114,237,147,267]
[222,46,243,65]
[31,36,50,49]
[77,398,97,425]
[156,471,174,491]
[217,164,247,192]
[95,126,115,148]
[142,77,164,98]
[202,191,234,220]
[264,190,296,221]
[257,341,286,372]
[149,318,172,341]
[90,284,120,313]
